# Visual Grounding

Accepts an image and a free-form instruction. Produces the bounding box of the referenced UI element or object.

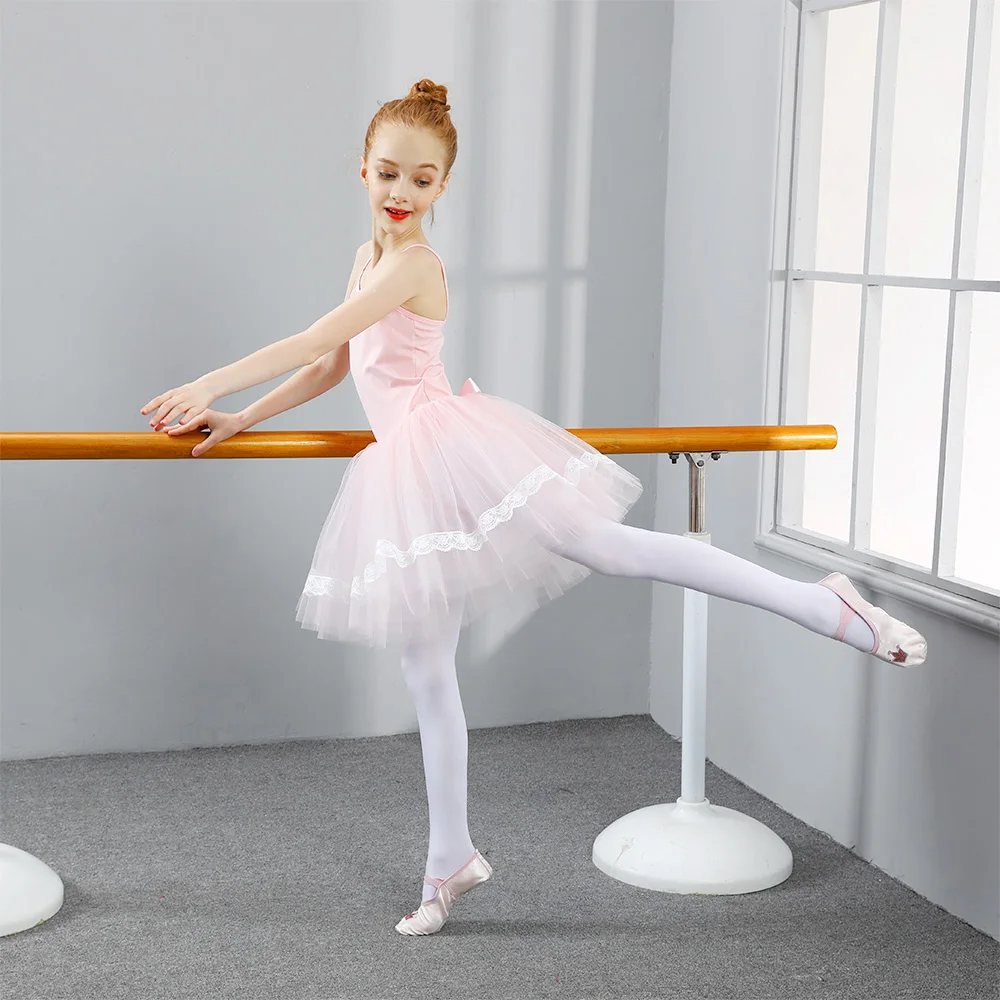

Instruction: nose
[390,179,408,203]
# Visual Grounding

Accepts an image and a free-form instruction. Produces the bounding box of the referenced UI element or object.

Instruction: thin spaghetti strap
[357,252,374,291]
[402,243,449,319]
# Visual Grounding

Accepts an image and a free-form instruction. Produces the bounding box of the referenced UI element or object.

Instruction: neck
[371,222,427,261]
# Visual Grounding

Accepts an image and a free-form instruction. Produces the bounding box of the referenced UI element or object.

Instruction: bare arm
[199,241,425,400]
[313,240,371,383]
[234,364,336,431]
[235,245,368,430]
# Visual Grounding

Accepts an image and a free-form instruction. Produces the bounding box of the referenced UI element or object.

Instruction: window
[759,0,999,633]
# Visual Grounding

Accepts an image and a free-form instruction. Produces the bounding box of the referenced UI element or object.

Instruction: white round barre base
[0,844,64,937]
[592,798,793,894]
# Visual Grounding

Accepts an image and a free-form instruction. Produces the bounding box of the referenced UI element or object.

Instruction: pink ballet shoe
[394,849,493,936]
[818,572,927,667]
[459,377,482,396]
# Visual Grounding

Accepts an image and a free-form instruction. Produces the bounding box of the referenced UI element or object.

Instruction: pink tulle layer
[295,391,643,648]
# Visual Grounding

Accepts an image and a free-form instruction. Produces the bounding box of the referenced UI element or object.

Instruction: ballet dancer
[141,79,928,936]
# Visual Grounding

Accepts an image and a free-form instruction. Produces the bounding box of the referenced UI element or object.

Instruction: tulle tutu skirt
[295,385,643,648]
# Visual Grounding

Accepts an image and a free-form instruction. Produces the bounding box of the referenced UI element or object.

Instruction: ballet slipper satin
[818,572,928,666]
[395,850,493,936]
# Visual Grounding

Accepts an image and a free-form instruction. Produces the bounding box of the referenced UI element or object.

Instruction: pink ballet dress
[295,243,643,648]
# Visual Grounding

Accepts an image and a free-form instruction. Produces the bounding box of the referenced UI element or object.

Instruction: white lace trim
[302,451,611,600]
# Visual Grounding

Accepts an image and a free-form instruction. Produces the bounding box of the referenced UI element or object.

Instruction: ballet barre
[0,423,837,934]
[0,424,835,460]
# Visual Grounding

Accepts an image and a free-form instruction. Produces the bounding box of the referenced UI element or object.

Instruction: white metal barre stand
[593,451,793,893]
[0,843,64,936]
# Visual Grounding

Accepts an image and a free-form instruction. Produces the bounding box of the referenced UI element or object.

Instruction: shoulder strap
[401,244,449,317]
[356,252,374,290]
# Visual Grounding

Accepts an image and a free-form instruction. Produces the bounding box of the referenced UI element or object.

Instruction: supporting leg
[399,603,475,904]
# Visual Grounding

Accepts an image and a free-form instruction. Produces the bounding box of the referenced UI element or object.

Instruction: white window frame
[756,0,1000,636]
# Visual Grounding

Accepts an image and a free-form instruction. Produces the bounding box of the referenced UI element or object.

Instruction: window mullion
[852,0,899,554]
[803,0,880,13]
[767,2,804,538]
[777,7,815,531]
[937,294,974,580]
[789,269,999,291]
[956,0,993,278]
[864,0,897,274]
[792,13,826,273]
[934,0,993,579]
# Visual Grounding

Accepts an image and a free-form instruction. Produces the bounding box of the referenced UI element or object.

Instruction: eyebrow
[377,157,440,172]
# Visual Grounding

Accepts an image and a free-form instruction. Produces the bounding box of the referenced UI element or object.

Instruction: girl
[141,79,928,936]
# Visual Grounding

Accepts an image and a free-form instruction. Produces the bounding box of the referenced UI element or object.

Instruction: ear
[434,174,450,202]
[360,158,368,186]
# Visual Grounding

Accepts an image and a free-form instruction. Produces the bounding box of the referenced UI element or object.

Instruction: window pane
[782,280,860,542]
[954,292,1000,589]
[973,6,1000,280]
[883,0,970,278]
[813,2,879,274]
[869,288,949,569]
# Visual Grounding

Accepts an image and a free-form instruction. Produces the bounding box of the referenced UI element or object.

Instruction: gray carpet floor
[3,715,997,1000]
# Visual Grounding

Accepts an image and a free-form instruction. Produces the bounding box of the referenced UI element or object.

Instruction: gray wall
[1,1,668,756]
[651,0,999,940]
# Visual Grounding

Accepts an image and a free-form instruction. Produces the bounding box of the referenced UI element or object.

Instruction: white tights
[399,605,471,902]
[399,517,876,901]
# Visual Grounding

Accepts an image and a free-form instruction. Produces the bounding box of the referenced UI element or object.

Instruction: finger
[149,403,170,426]
[141,395,165,415]
[150,394,184,426]
[152,396,176,419]
[159,405,185,429]
[166,413,205,435]
[192,435,214,457]
[170,411,196,430]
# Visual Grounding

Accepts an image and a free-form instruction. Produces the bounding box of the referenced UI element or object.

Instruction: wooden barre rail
[0,426,837,460]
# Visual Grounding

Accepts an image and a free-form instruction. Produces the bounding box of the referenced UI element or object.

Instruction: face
[362,124,449,236]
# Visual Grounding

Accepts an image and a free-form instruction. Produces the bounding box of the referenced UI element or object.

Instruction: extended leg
[550,519,926,659]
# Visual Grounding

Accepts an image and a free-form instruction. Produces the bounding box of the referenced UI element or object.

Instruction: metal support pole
[680,454,709,805]
[688,452,707,534]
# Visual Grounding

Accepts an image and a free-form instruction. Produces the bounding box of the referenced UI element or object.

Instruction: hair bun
[408,78,451,113]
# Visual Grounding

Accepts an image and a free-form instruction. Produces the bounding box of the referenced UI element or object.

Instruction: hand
[159,408,244,457]
[141,377,218,432]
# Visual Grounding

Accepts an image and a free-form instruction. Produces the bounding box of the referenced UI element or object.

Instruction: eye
[378,171,431,186]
